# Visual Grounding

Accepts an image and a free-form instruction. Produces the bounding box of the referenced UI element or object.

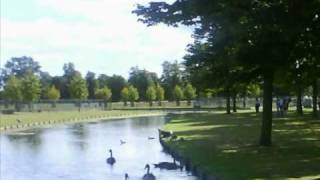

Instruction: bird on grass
[143,164,156,180]
[106,149,116,165]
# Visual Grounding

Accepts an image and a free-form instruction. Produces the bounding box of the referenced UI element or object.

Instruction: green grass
[0,110,164,130]
[163,111,320,180]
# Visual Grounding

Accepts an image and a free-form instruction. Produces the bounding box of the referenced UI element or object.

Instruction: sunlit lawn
[163,110,320,180]
[0,110,164,130]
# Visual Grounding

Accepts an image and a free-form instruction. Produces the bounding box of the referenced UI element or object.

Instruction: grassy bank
[0,110,165,131]
[162,111,320,180]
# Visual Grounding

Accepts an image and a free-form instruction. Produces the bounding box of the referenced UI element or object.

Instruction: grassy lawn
[163,111,320,180]
[0,110,164,130]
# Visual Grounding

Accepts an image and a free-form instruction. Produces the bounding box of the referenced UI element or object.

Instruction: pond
[0,116,197,180]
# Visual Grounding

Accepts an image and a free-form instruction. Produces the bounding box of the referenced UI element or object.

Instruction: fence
[0,96,312,113]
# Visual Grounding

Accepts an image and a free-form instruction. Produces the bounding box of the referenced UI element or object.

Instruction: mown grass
[0,110,164,130]
[163,111,320,180]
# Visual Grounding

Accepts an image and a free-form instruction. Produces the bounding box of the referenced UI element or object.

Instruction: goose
[106,149,116,165]
[125,173,129,180]
[120,140,126,145]
[143,164,156,180]
[16,119,21,123]
[154,159,182,170]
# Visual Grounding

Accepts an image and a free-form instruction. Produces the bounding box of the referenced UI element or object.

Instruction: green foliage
[161,61,186,100]
[184,83,196,101]
[128,66,158,101]
[146,85,156,106]
[128,85,139,103]
[173,85,184,106]
[146,85,156,101]
[69,74,88,100]
[121,87,129,102]
[4,75,22,101]
[86,71,99,99]
[21,73,41,102]
[156,84,165,102]
[1,56,41,85]
[98,74,127,102]
[95,86,112,101]
[46,86,60,100]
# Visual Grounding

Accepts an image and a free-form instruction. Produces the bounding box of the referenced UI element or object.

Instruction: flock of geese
[106,138,182,180]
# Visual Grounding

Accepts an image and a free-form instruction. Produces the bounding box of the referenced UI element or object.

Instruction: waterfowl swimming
[143,164,156,180]
[120,140,126,145]
[125,173,129,180]
[106,149,116,165]
[154,159,182,170]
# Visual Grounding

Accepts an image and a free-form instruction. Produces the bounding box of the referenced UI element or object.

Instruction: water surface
[1,116,197,180]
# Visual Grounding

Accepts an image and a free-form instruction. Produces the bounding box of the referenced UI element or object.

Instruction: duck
[143,164,156,180]
[148,137,155,140]
[154,159,182,170]
[125,173,129,180]
[120,140,126,145]
[106,149,116,165]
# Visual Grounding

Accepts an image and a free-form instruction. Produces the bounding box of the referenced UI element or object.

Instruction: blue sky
[1,0,194,78]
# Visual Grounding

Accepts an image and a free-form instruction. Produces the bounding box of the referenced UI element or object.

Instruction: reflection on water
[0,116,197,180]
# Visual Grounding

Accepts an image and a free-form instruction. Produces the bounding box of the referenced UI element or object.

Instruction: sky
[0,0,194,78]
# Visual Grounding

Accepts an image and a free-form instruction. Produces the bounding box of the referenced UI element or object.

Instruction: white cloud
[1,0,193,78]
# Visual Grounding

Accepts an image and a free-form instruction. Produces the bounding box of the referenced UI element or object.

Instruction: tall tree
[161,61,185,100]
[121,87,129,106]
[85,71,99,99]
[3,76,22,111]
[46,85,60,107]
[1,56,41,86]
[69,73,88,111]
[128,66,158,101]
[146,85,156,107]
[184,83,196,106]
[128,85,139,107]
[61,62,79,99]
[95,86,112,110]
[133,0,319,146]
[107,75,127,102]
[156,84,165,106]
[40,71,52,99]
[173,85,184,106]
[21,73,41,111]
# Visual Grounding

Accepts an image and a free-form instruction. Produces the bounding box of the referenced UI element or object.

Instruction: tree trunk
[232,94,237,112]
[130,101,134,107]
[312,79,318,118]
[243,95,247,108]
[149,101,153,107]
[226,89,231,114]
[158,100,162,106]
[259,72,274,146]
[28,102,33,112]
[78,100,81,112]
[296,88,303,116]
[176,100,180,106]
[187,99,191,106]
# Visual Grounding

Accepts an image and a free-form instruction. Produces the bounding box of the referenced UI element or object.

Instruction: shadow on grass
[164,111,320,179]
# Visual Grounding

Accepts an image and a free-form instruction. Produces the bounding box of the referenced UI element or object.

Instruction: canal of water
[0,116,197,180]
